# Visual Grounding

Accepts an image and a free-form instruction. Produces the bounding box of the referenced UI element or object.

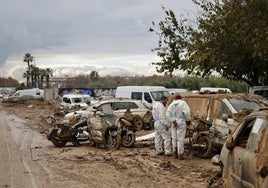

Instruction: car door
[228,117,268,188]
[249,118,268,188]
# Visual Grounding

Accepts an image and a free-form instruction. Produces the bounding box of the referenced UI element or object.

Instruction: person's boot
[178,153,185,160]
[173,147,178,159]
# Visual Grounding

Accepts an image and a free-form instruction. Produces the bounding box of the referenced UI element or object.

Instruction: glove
[165,124,169,131]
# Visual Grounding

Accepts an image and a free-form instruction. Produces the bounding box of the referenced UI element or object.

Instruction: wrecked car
[167,93,268,158]
[63,98,152,129]
[220,108,268,188]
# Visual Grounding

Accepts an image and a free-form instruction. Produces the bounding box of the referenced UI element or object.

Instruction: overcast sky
[0,0,197,82]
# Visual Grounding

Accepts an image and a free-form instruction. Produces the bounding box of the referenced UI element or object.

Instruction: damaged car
[64,98,153,130]
[167,93,268,158]
[220,108,268,188]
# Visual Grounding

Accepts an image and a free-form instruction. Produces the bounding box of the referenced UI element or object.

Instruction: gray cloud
[0,0,196,80]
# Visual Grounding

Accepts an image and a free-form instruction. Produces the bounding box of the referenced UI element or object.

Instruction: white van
[14,88,44,98]
[115,86,170,108]
[61,94,91,109]
[167,88,189,95]
[200,87,232,93]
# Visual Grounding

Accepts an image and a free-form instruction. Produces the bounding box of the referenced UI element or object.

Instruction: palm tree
[22,69,30,88]
[29,64,35,88]
[23,53,34,88]
[45,68,53,88]
[23,53,34,68]
[32,66,40,88]
[40,69,46,89]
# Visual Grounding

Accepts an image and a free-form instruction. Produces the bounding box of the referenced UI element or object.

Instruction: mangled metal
[165,93,268,157]
[220,108,268,188]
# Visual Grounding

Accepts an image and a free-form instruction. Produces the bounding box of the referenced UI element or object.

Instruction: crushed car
[166,93,268,158]
[63,98,153,130]
[220,107,268,188]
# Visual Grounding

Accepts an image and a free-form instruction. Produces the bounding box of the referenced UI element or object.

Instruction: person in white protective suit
[166,94,191,159]
[152,96,172,156]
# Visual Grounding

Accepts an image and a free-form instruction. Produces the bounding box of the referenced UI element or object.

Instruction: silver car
[64,98,152,129]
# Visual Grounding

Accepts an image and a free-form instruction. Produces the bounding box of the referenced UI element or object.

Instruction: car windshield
[150,91,170,101]
[229,98,267,112]
[71,97,85,104]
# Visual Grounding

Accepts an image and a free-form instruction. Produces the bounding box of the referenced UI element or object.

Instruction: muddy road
[0,100,220,188]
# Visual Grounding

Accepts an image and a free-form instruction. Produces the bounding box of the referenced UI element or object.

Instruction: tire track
[0,113,33,188]
[0,111,52,188]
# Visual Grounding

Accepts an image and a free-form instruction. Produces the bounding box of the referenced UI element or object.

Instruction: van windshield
[71,97,84,104]
[150,91,170,101]
[229,98,267,112]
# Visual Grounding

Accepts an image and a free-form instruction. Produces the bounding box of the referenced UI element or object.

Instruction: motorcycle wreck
[87,104,121,149]
[47,103,122,150]
[118,108,141,148]
[47,117,89,147]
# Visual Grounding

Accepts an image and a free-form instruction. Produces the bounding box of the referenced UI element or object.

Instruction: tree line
[0,77,19,87]
[58,74,247,93]
[0,72,247,93]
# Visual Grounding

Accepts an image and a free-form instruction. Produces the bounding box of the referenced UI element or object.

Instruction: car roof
[182,93,265,100]
[92,97,147,107]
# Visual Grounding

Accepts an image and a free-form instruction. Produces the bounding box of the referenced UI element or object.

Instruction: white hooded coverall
[166,99,190,156]
[152,101,171,155]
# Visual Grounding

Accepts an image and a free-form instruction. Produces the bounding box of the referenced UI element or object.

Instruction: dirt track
[0,100,221,188]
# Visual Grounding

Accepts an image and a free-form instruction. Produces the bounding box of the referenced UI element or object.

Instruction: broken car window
[235,119,256,148]
[229,98,262,112]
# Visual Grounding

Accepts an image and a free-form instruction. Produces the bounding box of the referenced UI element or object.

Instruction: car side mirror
[226,135,235,150]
